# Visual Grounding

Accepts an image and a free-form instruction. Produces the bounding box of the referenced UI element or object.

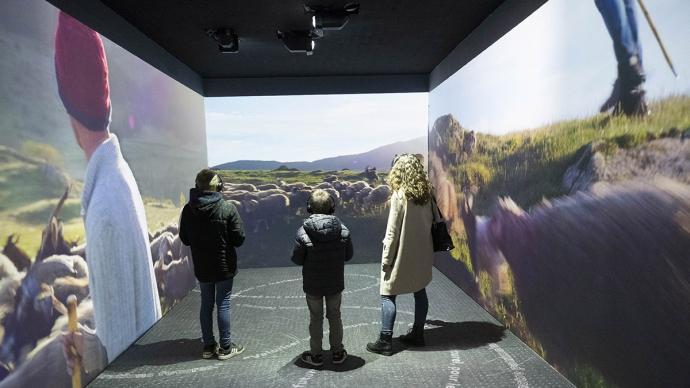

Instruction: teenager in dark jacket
[179,169,245,360]
[291,189,353,366]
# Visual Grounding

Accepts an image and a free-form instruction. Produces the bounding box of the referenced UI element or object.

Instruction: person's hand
[382,263,392,272]
[59,324,86,376]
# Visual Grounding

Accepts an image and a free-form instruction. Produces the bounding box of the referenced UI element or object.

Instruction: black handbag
[430,195,454,252]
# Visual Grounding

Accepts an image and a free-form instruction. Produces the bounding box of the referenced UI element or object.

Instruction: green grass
[0,146,184,258]
[457,96,690,214]
[215,169,386,186]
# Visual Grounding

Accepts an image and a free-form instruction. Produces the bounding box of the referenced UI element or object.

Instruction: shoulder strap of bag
[430,194,445,222]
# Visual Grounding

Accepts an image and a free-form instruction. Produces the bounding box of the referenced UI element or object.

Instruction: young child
[291,189,353,366]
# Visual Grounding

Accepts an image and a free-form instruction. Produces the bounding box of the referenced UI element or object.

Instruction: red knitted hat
[55,11,111,132]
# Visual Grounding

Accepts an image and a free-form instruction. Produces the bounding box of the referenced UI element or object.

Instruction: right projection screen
[427,0,690,387]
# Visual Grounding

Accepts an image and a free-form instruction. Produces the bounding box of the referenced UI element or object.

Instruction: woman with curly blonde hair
[366,154,435,356]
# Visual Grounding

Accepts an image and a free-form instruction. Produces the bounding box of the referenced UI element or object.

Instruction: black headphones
[215,175,224,192]
[195,174,224,192]
[307,191,335,215]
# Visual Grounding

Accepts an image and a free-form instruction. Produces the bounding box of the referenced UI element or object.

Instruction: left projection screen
[0,1,207,386]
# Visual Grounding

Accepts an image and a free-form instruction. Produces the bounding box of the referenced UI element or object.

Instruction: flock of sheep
[460,178,690,388]
[0,190,196,387]
[220,175,392,232]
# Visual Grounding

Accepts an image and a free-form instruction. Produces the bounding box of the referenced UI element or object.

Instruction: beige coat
[380,190,434,295]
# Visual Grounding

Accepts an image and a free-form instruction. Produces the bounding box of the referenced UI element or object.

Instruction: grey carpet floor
[88,263,573,388]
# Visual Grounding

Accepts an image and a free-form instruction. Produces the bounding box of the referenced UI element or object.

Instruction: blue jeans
[595,0,642,70]
[199,278,234,348]
[380,288,428,335]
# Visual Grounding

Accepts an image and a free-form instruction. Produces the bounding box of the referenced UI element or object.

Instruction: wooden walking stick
[637,0,678,77]
[67,295,81,388]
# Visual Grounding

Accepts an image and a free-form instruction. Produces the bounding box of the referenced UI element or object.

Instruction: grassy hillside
[215,168,386,186]
[460,96,689,211]
[0,146,183,258]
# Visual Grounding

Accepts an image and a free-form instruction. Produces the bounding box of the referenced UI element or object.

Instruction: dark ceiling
[47,0,546,96]
[99,0,504,79]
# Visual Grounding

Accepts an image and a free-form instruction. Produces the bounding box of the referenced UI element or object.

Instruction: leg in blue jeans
[199,278,234,348]
[215,278,234,349]
[199,282,216,346]
[380,295,397,335]
[413,288,429,327]
[594,0,641,67]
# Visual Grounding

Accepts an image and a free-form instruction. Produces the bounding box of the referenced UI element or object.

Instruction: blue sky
[429,0,690,135]
[205,93,428,166]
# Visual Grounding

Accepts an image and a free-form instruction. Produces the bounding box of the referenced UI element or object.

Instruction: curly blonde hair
[387,154,432,205]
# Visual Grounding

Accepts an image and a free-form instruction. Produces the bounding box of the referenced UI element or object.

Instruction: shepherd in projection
[595,0,650,116]
[53,11,162,379]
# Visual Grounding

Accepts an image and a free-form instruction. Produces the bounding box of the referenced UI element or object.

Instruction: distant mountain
[212,136,427,171]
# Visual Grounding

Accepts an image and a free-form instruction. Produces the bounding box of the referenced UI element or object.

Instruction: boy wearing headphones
[291,189,354,366]
[179,169,245,360]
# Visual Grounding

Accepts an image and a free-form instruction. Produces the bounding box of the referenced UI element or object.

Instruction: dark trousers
[305,293,344,355]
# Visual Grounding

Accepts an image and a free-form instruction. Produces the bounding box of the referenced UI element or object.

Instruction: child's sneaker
[300,351,323,366]
[332,349,348,364]
[202,343,218,359]
[218,343,245,360]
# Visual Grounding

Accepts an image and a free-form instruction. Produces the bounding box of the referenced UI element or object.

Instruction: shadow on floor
[291,351,366,372]
[107,338,203,370]
[407,320,506,351]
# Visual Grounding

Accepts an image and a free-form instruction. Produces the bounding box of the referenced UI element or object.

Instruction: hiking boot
[218,343,244,360]
[619,85,649,117]
[600,78,621,113]
[399,325,425,347]
[202,343,218,359]
[300,351,323,367]
[332,349,348,364]
[366,333,393,356]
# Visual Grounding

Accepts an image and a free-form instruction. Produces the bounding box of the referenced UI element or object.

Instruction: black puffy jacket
[291,214,353,296]
[179,188,245,282]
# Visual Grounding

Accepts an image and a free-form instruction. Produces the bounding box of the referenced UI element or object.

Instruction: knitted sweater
[81,135,162,362]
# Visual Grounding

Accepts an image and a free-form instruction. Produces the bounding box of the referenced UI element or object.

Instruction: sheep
[0,272,24,307]
[224,183,257,192]
[35,188,73,263]
[258,194,290,216]
[149,232,175,265]
[252,194,291,232]
[350,180,369,192]
[150,224,179,241]
[0,254,18,280]
[0,256,81,370]
[314,182,333,190]
[31,255,88,287]
[324,175,338,183]
[255,189,287,199]
[354,186,373,207]
[460,178,690,388]
[332,181,344,191]
[154,255,196,303]
[364,185,391,211]
[283,182,307,192]
[0,299,103,387]
[256,183,279,191]
[289,189,312,214]
[2,236,31,273]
